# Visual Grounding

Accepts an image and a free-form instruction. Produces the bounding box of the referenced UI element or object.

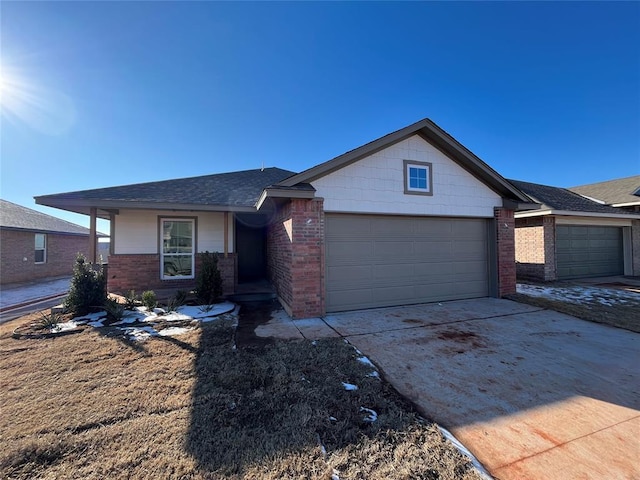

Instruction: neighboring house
[510,180,640,282]
[35,118,537,318]
[569,175,640,213]
[0,199,100,285]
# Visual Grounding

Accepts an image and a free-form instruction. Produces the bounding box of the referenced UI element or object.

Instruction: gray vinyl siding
[556,225,623,279]
[325,214,489,312]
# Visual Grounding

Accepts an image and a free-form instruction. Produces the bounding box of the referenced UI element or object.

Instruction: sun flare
[0,64,76,135]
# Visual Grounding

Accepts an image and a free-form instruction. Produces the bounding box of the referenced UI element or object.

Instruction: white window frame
[35,233,47,264]
[160,218,195,280]
[403,160,433,196]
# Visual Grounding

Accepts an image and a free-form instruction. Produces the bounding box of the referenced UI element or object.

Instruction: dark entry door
[235,219,267,282]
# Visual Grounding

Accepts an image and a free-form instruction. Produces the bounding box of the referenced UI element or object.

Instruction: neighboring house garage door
[556,225,623,279]
[325,214,489,312]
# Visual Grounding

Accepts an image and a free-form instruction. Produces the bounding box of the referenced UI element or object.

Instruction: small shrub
[198,304,215,314]
[38,311,63,331]
[195,251,223,305]
[165,290,188,313]
[141,290,157,311]
[124,290,139,310]
[103,297,126,322]
[64,254,106,316]
[175,289,189,306]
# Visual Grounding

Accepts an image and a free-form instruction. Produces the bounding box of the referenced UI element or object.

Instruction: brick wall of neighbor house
[494,208,516,297]
[514,216,556,281]
[107,253,237,296]
[633,220,640,276]
[0,230,90,285]
[267,198,324,318]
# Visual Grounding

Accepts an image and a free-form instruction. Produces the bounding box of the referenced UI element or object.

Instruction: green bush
[64,254,106,315]
[141,290,157,311]
[195,251,223,305]
[103,297,126,322]
[124,290,139,310]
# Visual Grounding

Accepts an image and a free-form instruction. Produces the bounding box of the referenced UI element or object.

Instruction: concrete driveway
[322,298,640,480]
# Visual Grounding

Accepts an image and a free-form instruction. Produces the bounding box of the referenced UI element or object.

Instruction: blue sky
[1,1,639,234]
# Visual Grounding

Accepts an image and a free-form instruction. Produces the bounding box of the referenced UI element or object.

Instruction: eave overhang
[256,187,316,211]
[514,209,640,220]
[34,197,257,218]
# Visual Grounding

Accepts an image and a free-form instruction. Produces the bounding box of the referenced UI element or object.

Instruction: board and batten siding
[113,209,234,255]
[312,135,502,217]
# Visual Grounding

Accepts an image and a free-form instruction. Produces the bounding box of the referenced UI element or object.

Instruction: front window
[161,219,194,279]
[404,160,433,195]
[35,233,46,263]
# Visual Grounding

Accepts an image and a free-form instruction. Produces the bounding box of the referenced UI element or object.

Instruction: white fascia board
[612,201,640,208]
[515,209,640,220]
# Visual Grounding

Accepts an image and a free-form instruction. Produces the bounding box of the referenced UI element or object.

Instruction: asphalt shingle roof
[0,199,92,235]
[37,167,305,208]
[569,175,640,206]
[508,180,635,215]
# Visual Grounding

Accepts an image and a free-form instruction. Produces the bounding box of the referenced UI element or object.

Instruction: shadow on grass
[185,320,442,477]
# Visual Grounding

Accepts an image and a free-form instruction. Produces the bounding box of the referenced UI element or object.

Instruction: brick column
[632,220,640,276]
[542,216,557,281]
[495,207,516,296]
[267,198,325,319]
[290,198,324,318]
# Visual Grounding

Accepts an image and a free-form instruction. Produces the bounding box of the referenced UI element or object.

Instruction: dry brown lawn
[0,311,483,480]
[507,283,640,333]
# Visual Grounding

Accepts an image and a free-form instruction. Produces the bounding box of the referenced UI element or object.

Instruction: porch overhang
[255,187,316,211]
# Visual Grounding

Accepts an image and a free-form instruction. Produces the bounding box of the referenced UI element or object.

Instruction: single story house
[0,199,102,285]
[35,118,537,318]
[510,180,640,281]
[569,175,640,213]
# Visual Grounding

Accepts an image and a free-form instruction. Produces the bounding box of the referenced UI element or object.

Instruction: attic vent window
[403,160,433,196]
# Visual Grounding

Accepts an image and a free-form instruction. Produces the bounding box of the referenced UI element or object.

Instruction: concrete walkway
[0,276,71,310]
[255,298,640,480]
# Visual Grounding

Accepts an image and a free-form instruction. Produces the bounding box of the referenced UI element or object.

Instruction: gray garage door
[325,214,489,312]
[556,225,623,279]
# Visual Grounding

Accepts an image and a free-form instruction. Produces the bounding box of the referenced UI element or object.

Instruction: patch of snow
[87,320,104,328]
[357,356,375,368]
[161,312,193,322]
[331,469,340,480]
[517,283,639,306]
[366,371,380,379]
[157,326,195,336]
[120,326,158,341]
[342,382,358,391]
[74,311,107,322]
[177,302,235,319]
[439,426,492,479]
[360,407,378,423]
[153,307,166,315]
[51,321,79,333]
[329,416,337,422]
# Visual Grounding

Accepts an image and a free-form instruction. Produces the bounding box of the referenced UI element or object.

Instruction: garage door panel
[327,265,372,282]
[326,214,489,312]
[556,225,623,279]
[374,241,415,255]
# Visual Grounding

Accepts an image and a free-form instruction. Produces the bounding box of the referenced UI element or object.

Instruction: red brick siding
[0,229,92,285]
[514,216,557,281]
[494,208,516,296]
[107,253,236,296]
[267,202,293,310]
[267,198,324,318]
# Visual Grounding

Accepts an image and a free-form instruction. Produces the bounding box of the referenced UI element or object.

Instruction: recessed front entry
[235,214,268,283]
[325,214,489,312]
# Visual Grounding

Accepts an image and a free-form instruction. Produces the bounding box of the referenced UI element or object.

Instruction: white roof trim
[515,209,640,220]
[612,201,640,207]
